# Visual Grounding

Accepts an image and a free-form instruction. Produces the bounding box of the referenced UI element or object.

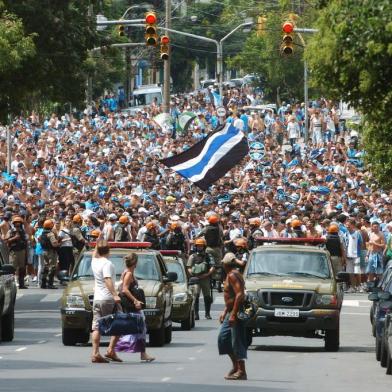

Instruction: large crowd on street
[1,85,391,293]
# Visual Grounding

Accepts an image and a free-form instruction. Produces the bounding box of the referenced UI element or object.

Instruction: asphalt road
[0,287,391,392]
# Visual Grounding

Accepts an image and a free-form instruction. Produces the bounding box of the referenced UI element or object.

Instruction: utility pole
[162,0,171,113]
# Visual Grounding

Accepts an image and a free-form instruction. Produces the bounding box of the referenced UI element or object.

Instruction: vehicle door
[156,254,173,320]
[0,243,12,313]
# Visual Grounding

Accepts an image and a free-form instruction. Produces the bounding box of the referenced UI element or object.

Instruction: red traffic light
[282,21,294,34]
[161,35,169,45]
[145,12,157,25]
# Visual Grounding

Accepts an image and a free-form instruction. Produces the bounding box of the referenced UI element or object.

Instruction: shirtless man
[218,253,247,380]
[366,222,385,281]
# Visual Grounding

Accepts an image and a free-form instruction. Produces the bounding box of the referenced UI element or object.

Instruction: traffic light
[256,16,267,37]
[145,11,158,46]
[160,35,169,60]
[281,21,294,55]
[118,21,125,37]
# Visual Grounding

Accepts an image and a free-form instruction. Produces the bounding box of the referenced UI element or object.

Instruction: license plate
[274,308,300,318]
[143,310,155,316]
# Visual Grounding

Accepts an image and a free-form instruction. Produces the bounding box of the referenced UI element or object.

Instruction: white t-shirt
[287,122,300,139]
[91,256,116,301]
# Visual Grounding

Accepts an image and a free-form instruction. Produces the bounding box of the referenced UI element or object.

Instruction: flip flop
[91,355,110,364]
[224,368,237,378]
[224,372,247,380]
[141,357,156,363]
[104,353,123,362]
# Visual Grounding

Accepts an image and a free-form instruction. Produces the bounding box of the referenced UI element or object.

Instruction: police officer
[6,216,28,289]
[71,214,87,258]
[40,220,59,289]
[114,216,132,242]
[165,222,186,253]
[233,238,250,274]
[187,238,215,320]
[325,223,346,274]
[291,219,306,238]
[142,222,161,250]
[247,218,263,250]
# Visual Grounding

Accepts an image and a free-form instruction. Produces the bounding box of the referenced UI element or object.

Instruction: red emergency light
[89,242,152,249]
[254,237,326,245]
[160,250,181,256]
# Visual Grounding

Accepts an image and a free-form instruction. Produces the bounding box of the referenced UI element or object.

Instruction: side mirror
[57,270,70,283]
[368,293,379,302]
[378,291,391,301]
[0,264,16,275]
[336,272,350,283]
[164,272,178,283]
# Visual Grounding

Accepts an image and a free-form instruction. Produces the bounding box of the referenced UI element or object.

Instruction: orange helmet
[208,215,219,224]
[171,222,180,230]
[328,223,339,234]
[146,222,156,230]
[194,238,206,247]
[291,219,302,228]
[72,214,82,224]
[249,218,261,227]
[43,220,54,229]
[12,216,24,224]
[90,229,101,238]
[234,238,248,248]
[119,215,129,224]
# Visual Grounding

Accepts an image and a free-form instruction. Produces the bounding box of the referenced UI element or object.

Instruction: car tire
[386,347,392,375]
[181,311,193,331]
[1,307,14,342]
[164,324,172,344]
[325,327,340,352]
[149,324,165,347]
[376,335,382,361]
[62,328,89,346]
[381,336,388,367]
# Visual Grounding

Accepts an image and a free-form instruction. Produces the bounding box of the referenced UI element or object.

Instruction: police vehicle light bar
[89,242,152,249]
[254,237,326,245]
[159,250,181,256]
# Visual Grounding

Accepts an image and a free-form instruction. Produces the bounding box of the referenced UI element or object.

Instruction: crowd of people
[0,86,391,295]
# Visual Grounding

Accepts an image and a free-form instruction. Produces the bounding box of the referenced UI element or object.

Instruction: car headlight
[66,295,85,308]
[173,293,188,303]
[315,294,337,306]
[145,297,157,309]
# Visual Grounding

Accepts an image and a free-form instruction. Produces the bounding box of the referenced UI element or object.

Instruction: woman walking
[115,253,155,362]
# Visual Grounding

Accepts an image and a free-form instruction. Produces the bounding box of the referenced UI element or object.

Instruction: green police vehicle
[60,242,177,347]
[160,250,195,330]
[244,237,349,352]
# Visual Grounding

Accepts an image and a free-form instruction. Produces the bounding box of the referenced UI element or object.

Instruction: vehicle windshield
[247,251,330,279]
[73,253,160,281]
[164,260,186,283]
[133,92,162,106]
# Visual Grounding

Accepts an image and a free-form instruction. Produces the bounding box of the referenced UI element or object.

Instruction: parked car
[384,309,392,374]
[0,240,17,343]
[60,242,177,347]
[160,250,195,330]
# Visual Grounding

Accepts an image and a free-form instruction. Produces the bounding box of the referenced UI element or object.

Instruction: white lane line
[37,340,47,344]
[16,293,24,299]
[188,357,196,361]
[342,312,368,316]
[15,347,27,352]
[161,377,171,382]
[0,356,3,359]
[176,367,184,371]
[40,293,62,302]
[55,333,62,337]
[342,300,359,307]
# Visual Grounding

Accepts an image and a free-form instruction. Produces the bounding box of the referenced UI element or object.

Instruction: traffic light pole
[162,0,171,114]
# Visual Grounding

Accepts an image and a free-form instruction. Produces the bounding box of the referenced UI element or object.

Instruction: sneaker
[32,276,38,282]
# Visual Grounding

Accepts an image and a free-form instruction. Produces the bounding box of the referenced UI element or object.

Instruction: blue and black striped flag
[160,123,249,190]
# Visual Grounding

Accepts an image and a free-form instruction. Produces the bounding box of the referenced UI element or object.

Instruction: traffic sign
[216,106,226,117]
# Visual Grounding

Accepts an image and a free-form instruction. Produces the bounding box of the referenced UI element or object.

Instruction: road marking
[15,347,27,352]
[37,340,47,344]
[161,377,171,382]
[342,312,368,316]
[54,333,62,337]
[342,300,359,307]
[196,349,204,353]
[0,356,3,359]
[16,310,58,313]
[40,293,62,302]
[176,367,184,371]
[16,293,24,299]
[188,357,196,361]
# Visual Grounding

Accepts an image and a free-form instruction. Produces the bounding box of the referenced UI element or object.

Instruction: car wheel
[149,324,165,347]
[62,328,88,346]
[164,324,172,344]
[381,336,388,367]
[386,347,392,375]
[1,307,14,342]
[376,335,382,361]
[325,327,340,352]
[181,311,192,331]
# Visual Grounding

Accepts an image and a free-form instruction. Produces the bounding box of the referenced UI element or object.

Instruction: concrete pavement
[0,287,390,392]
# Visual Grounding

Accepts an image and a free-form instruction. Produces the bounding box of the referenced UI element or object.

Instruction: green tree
[306,0,392,189]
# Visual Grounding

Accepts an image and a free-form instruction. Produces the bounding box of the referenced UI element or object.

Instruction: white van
[131,84,162,107]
